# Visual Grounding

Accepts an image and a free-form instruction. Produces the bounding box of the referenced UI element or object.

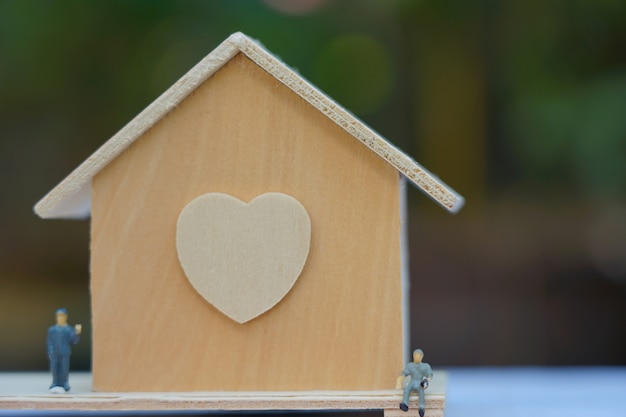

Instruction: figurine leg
[400,382,414,411]
[60,355,71,391]
[416,386,425,417]
[50,356,61,388]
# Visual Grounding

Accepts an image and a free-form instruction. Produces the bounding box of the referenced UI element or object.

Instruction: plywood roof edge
[34,33,243,219]
[34,32,463,219]
[235,34,464,213]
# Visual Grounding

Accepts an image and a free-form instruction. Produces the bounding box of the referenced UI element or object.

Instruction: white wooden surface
[3,368,624,415]
[0,372,446,413]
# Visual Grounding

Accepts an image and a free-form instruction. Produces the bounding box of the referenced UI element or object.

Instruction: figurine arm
[46,328,54,358]
[71,325,81,344]
[420,366,433,389]
[395,375,407,389]
[395,365,410,389]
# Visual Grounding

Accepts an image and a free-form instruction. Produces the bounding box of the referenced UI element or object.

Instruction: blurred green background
[1,0,625,372]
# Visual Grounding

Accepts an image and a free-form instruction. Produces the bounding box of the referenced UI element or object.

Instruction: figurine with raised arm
[47,308,81,393]
[395,348,433,416]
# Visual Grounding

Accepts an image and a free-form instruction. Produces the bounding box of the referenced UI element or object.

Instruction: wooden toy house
[34,32,463,393]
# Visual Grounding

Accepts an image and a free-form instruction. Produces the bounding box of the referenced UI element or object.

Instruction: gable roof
[34,32,464,219]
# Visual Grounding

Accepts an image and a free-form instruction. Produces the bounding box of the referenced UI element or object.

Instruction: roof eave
[34,33,245,220]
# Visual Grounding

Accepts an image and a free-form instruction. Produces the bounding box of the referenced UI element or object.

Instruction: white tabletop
[1,367,625,416]
[445,367,626,417]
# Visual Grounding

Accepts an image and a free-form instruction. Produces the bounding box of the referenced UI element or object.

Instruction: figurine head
[55,308,68,326]
[413,349,424,363]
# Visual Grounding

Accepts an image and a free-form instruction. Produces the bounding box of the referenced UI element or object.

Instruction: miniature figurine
[396,348,433,416]
[47,308,81,393]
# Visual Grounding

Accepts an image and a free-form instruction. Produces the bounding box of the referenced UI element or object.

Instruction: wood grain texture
[0,372,446,414]
[34,32,463,219]
[176,192,311,324]
[90,53,404,391]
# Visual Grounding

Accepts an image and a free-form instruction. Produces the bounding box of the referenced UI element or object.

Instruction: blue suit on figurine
[47,308,81,393]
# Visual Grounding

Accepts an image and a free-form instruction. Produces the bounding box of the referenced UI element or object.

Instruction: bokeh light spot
[312,34,394,116]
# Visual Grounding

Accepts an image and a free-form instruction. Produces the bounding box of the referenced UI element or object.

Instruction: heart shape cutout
[176,192,311,323]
